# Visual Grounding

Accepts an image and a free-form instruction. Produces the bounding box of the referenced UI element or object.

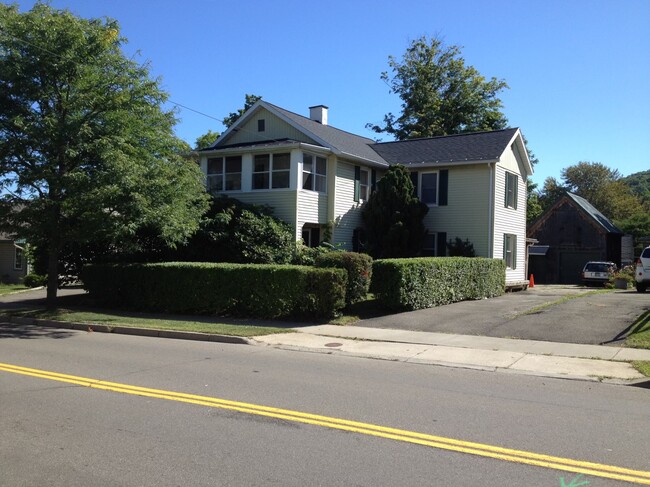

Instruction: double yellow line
[2,361,649,484]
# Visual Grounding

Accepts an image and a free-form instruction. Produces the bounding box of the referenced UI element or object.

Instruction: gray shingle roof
[263,102,388,165]
[212,101,527,171]
[370,128,519,166]
[566,193,622,234]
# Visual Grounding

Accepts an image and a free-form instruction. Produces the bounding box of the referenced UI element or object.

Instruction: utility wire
[0,26,287,147]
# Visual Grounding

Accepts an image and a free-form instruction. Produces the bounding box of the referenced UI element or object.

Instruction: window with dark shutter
[505,172,518,209]
[439,170,448,206]
[410,171,419,196]
[354,166,361,202]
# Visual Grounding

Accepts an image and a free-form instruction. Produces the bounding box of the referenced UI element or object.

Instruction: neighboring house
[527,192,623,284]
[0,233,28,284]
[199,100,532,284]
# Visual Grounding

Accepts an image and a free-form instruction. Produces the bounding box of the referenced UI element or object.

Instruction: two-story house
[199,100,532,284]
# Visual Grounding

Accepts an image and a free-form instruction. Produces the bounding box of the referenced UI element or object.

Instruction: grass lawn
[624,311,650,378]
[0,308,294,337]
[0,284,30,296]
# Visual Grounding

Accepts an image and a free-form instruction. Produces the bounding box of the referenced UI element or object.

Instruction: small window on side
[14,246,23,270]
[258,119,265,132]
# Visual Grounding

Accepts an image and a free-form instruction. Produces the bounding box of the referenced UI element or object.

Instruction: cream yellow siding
[422,165,492,256]
[225,108,316,146]
[0,242,27,283]
[331,160,363,250]
[493,144,528,282]
[297,190,328,241]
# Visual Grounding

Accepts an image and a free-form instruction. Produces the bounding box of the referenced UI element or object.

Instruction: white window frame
[419,171,439,206]
[252,153,291,190]
[505,171,518,209]
[14,246,23,270]
[302,153,327,193]
[301,225,321,248]
[207,156,242,192]
[359,168,370,201]
[503,233,517,269]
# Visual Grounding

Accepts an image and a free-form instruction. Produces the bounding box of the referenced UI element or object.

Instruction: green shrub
[315,252,373,305]
[23,273,47,287]
[292,241,336,266]
[82,262,347,320]
[176,196,295,264]
[371,257,505,310]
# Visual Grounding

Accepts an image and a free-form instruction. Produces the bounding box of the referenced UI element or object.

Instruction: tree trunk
[46,245,59,308]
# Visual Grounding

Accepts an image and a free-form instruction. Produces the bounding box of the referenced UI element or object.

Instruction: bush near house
[82,262,346,319]
[371,257,505,311]
[315,252,373,305]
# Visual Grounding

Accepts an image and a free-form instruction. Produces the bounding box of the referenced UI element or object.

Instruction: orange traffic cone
[529,274,535,288]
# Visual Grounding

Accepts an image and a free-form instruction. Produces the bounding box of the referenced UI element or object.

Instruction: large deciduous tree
[194,130,220,150]
[361,165,429,258]
[222,94,262,129]
[0,3,209,305]
[368,36,509,140]
[536,162,642,223]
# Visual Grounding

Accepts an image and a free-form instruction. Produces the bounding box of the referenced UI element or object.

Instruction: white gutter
[405,158,500,169]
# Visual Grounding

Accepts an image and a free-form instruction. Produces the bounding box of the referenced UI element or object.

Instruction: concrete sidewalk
[253,325,650,383]
[2,286,649,384]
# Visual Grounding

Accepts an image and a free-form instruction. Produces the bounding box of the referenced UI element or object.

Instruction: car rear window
[585,263,609,272]
[642,248,650,258]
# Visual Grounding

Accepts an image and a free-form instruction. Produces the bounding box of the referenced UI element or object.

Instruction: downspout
[488,162,495,258]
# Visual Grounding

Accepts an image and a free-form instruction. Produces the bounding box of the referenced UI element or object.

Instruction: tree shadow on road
[0,324,74,340]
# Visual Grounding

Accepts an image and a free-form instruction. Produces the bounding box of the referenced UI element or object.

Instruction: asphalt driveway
[358,285,650,346]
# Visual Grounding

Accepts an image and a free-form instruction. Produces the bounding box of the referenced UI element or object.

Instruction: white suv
[636,246,650,293]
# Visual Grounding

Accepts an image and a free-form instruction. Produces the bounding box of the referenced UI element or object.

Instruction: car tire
[636,283,647,293]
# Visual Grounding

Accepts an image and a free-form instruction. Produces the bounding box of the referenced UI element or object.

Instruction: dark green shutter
[410,171,419,196]
[437,232,447,257]
[354,166,361,202]
[439,170,448,206]
[371,168,377,193]
[513,175,518,210]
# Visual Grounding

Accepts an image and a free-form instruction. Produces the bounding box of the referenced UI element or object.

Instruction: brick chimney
[309,105,328,125]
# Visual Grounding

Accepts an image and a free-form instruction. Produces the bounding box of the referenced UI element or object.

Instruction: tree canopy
[534,162,650,250]
[622,170,650,204]
[222,94,262,129]
[535,162,641,223]
[361,165,429,258]
[194,129,220,150]
[368,36,509,140]
[0,3,209,304]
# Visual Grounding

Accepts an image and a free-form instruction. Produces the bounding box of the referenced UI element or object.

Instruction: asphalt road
[1,327,648,486]
[359,285,650,345]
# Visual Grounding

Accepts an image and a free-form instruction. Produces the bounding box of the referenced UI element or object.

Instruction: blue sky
[11,0,650,187]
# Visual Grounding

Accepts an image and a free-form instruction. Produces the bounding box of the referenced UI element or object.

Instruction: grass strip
[632,361,650,377]
[0,284,30,296]
[517,289,613,316]
[625,311,650,350]
[0,308,293,337]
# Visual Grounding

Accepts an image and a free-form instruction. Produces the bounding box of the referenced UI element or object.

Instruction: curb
[3,315,253,345]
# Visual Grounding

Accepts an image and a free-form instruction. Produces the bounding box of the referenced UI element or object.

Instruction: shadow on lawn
[0,287,396,331]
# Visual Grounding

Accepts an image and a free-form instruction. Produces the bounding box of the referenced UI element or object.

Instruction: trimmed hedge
[82,262,347,319]
[314,252,373,305]
[371,257,505,311]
